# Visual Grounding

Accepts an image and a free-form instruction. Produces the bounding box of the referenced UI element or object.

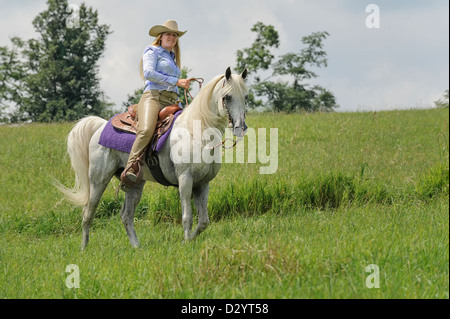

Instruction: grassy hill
[0,108,448,298]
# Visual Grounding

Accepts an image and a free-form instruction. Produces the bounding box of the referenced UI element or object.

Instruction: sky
[0,0,448,112]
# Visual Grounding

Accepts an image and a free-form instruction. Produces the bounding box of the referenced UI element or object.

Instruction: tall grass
[0,108,448,298]
[3,161,447,237]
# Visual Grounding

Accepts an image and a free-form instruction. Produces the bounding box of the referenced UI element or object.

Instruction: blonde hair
[139,33,181,81]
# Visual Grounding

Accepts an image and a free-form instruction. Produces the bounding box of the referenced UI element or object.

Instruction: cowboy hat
[149,19,187,37]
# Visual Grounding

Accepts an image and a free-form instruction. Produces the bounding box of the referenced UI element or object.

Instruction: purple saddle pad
[98,110,182,154]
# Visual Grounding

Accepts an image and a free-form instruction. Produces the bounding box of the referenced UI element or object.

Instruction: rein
[204,136,243,150]
[184,78,204,108]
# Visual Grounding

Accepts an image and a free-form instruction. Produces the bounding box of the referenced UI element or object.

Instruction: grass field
[0,108,448,299]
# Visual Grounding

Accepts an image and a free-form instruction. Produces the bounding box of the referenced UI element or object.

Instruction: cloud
[0,1,47,42]
[304,0,450,110]
[0,0,448,112]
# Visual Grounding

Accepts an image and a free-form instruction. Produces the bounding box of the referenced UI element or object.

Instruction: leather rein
[184,78,204,107]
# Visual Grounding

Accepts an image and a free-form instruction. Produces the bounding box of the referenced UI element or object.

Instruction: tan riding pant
[126,89,178,168]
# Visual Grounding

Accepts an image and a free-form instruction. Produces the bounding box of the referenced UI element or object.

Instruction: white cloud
[0,0,448,112]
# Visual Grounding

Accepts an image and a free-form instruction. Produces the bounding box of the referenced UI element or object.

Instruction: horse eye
[224,95,232,102]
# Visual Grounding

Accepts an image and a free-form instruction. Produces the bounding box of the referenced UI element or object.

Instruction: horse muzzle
[233,120,247,138]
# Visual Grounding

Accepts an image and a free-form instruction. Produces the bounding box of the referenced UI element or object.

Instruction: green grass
[0,108,448,298]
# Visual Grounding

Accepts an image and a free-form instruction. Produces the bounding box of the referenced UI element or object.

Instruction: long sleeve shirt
[142,45,180,94]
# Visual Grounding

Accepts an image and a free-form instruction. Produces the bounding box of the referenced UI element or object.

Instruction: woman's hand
[176,79,191,89]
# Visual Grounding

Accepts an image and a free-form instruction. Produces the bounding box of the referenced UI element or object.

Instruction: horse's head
[217,67,249,138]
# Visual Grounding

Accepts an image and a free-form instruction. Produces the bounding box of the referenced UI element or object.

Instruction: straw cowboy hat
[149,19,187,37]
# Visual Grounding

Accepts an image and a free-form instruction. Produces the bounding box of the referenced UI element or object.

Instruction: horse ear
[225,67,231,81]
[241,68,248,80]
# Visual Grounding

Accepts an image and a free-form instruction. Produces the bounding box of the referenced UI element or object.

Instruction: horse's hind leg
[120,180,145,248]
[81,180,110,249]
[191,183,210,239]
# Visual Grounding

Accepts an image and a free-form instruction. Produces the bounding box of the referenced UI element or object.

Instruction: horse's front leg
[191,182,210,239]
[178,170,193,241]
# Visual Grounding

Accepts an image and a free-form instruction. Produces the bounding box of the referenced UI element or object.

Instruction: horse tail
[55,116,107,207]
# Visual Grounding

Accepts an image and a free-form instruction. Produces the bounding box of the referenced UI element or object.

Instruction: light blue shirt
[142,45,180,94]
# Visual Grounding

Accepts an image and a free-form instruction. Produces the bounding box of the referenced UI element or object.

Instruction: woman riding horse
[121,19,191,189]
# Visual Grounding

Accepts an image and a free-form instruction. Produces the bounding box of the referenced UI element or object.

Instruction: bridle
[204,78,245,150]
[184,76,245,150]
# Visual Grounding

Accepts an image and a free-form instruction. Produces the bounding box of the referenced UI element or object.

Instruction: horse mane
[176,73,247,134]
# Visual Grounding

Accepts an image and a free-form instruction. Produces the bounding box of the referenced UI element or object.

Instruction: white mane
[176,73,248,134]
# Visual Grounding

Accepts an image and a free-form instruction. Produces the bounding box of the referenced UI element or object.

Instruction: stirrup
[121,170,137,188]
[120,161,143,189]
[119,181,132,193]
[125,171,138,183]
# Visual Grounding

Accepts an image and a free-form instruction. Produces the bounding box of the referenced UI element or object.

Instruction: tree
[434,90,449,108]
[0,39,26,122]
[122,87,145,110]
[235,23,338,112]
[0,0,112,122]
[236,22,279,73]
[178,66,192,107]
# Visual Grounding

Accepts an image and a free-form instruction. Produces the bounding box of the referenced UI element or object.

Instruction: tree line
[1,0,339,123]
[0,0,111,123]
[234,22,337,112]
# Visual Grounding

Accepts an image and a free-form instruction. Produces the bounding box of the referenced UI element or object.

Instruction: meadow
[0,108,448,299]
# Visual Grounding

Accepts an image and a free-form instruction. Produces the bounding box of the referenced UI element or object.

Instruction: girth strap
[146,149,178,187]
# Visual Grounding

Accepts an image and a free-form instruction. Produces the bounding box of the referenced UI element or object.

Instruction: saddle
[113,104,182,190]
[111,103,182,151]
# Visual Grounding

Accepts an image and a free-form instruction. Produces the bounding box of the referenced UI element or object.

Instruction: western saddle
[113,103,183,190]
[111,103,182,150]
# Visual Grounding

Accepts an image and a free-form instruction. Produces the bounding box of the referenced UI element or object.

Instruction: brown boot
[120,159,143,191]
[125,169,138,183]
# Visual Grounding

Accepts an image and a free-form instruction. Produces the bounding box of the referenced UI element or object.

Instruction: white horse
[56,67,248,249]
